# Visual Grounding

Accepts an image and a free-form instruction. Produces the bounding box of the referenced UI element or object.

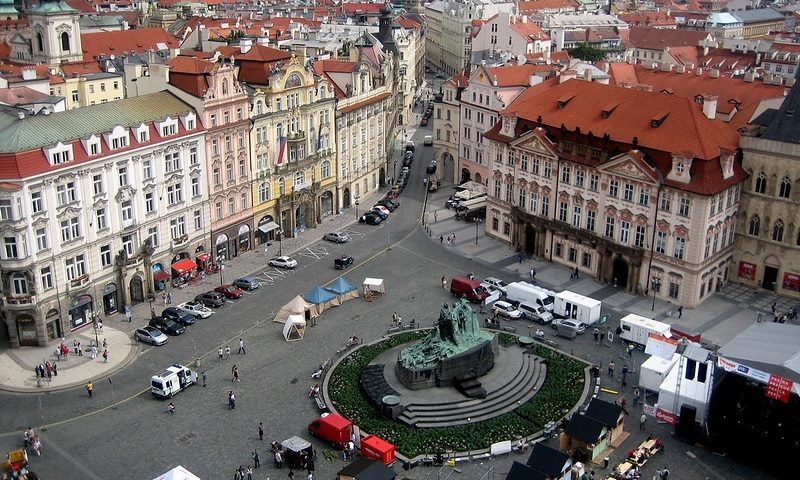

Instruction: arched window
[278,177,286,196]
[276,123,284,140]
[321,160,331,178]
[779,176,792,198]
[221,79,229,95]
[36,32,43,52]
[748,215,760,236]
[773,219,784,242]
[11,273,27,295]
[754,171,767,194]
[60,32,70,52]
[258,182,270,203]
[255,101,263,115]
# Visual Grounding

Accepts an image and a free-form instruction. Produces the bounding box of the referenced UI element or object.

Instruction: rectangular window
[608,179,619,198]
[589,174,599,192]
[122,234,133,257]
[492,217,499,231]
[170,216,186,238]
[121,200,133,222]
[100,244,112,267]
[31,192,43,214]
[543,162,551,178]
[568,247,577,263]
[561,165,570,183]
[215,202,222,220]
[655,231,667,254]
[40,266,53,290]
[529,192,538,213]
[532,157,540,175]
[678,197,691,216]
[212,139,219,156]
[145,192,155,213]
[586,210,596,232]
[36,227,48,251]
[241,192,248,210]
[605,217,615,238]
[167,183,183,205]
[540,197,549,216]
[623,183,634,202]
[191,177,200,197]
[660,192,671,211]
[228,197,235,215]
[575,170,584,188]
[520,154,528,172]
[96,208,107,229]
[165,152,180,172]
[582,252,591,268]
[669,282,679,299]
[639,188,650,206]
[65,254,87,280]
[704,236,711,259]
[634,225,646,248]
[93,174,104,195]
[558,202,568,222]
[142,159,153,180]
[190,146,198,165]
[709,195,717,218]
[494,179,501,198]
[673,237,686,259]
[118,166,128,186]
[572,206,582,228]
[148,226,159,247]
[619,220,630,245]
[505,183,513,203]
[518,190,526,209]
[4,236,18,258]
[194,209,203,230]
[0,199,12,220]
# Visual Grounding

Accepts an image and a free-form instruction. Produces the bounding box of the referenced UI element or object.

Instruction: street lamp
[355,197,360,220]
[277,229,283,257]
[651,277,661,311]
[218,258,225,286]
[474,217,481,245]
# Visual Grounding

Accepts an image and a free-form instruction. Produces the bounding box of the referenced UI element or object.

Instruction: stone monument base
[395,336,498,390]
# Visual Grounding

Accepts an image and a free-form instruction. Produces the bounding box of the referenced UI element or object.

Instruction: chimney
[583,67,593,81]
[695,67,703,76]
[787,78,796,88]
[709,68,719,78]
[522,15,528,23]
[763,74,773,84]
[21,67,36,80]
[702,95,717,120]
[257,36,269,45]
[559,69,577,83]
[240,37,253,54]
[744,71,754,82]
[675,65,686,73]
[660,62,672,72]
[16,111,24,119]
[529,75,541,86]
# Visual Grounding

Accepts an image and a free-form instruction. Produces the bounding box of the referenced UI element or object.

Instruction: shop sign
[765,374,793,403]
[655,408,677,425]
[782,272,800,292]
[718,356,771,383]
[737,261,756,280]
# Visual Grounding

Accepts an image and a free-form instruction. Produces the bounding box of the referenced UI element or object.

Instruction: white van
[151,364,199,398]
[618,314,671,346]
[518,302,553,324]
[506,282,554,312]
[424,135,433,145]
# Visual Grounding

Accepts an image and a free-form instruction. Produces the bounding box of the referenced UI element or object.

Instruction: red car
[214,284,244,299]
[420,117,428,126]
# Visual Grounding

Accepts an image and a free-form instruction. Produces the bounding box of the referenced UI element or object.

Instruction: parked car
[176,300,214,319]
[148,316,186,336]
[482,277,508,295]
[233,277,260,291]
[420,117,428,127]
[214,284,244,299]
[335,255,354,270]
[195,291,226,308]
[372,205,391,216]
[426,161,437,175]
[492,300,523,319]
[134,326,168,346]
[424,135,433,146]
[359,212,383,225]
[376,199,398,211]
[370,208,388,220]
[324,231,350,243]
[161,307,196,326]
[551,318,586,334]
[518,303,553,324]
[268,256,298,269]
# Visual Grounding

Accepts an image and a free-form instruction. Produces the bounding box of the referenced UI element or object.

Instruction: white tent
[363,278,386,295]
[282,314,306,342]
[273,295,320,323]
[656,356,715,424]
[153,466,200,480]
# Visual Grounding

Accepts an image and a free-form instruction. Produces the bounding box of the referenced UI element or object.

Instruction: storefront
[102,283,119,315]
[152,263,170,291]
[215,233,230,261]
[68,294,94,330]
[320,191,334,218]
[257,215,279,245]
[171,258,198,280]
[237,224,251,252]
[44,309,61,341]
[15,315,37,346]
[195,252,211,271]
[129,274,145,303]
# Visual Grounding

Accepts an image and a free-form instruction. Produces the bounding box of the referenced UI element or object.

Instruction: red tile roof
[517,0,579,13]
[488,64,553,87]
[509,16,549,40]
[313,60,356,98]
[396,16,422,29]
[166,56,215,97]
[618,11,677,27]
[339,91,391,113]
[60,61,102,77]
[697,48,757,72]
[490,80,743,196]
[340,2,384,14]
[627,26,710,50]
[80,28,179,61]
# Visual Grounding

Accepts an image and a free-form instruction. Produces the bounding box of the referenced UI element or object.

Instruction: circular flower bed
[327,331,587,458]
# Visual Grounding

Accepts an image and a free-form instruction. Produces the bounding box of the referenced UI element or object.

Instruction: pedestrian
[434,211,438,222]
[452,233,456,242]
[238,338,246,354]
[633,386,641,406]
[77,340,82,356]
[253,450,261,468]
[622,365,629,379]
[234,469,241,480]
[288,470,295,480]
[167,292,172,304]
[479,300,485,314]
[772,302,777,314]
[639,413,646,430]
[608,361,615,377]
[620,398,628,415]
[232,365,240,382]
[518,251,523,263]
[97,321,103,333]
[52,362,57,376]
[593,328,599,344]
[73,339,79,354]
[225,345,231,359]
[530,268,536,280]
[228,390,236,409]
[439,235,444,244]
[392,312,398,325]
[627,343,635,358]
[603,457,609,469]
[661,467,669,479]
[441,276,447,289]
[678,305,683,318]
[86,381,93,398]
[168,402,175,414]
[274,450,283,468]
[574,266,579,279]
[102,338,107,349]
[102,349,109,363]
[246,466,253,480]
[202,371,207,387]
[621,376,628,390]
[259,422,264,441]
[219,346,224,361]
[45,362,52,380]
[162,292,167,305]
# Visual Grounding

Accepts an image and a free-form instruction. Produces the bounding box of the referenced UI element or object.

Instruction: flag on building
[276,135,287,165]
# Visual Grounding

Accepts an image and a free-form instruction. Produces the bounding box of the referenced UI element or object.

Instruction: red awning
[153,271,171,282]
[171,258,197,274]
[196,253,211,262]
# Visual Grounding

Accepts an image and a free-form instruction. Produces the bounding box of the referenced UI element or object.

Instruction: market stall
[304,286,341,314]
[152,466,200,480]
[362,278,386,297]
[325,277,360,303]
[273,295,319,323]
[282,435,315,470]
[282,314,306,342]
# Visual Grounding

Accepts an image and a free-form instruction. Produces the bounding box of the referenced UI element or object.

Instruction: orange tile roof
[216,43,290,63]
[489,79,744,195]
[339,91,391,113]
[397,16,422,29]
[628,26,709,50]
[517,0,579,12]
[549,50,571,63]
[618,11,677,27]
[509,17,548,40]
[81,28,179,61]
[697,48,757,72]
[60,61,102,77]
[341,2,384,14]
[488,64,552,87]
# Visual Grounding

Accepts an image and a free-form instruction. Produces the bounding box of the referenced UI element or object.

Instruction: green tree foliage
[567,43,606,62]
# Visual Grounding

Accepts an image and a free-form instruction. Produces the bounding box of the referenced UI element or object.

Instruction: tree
[567,43,606,62]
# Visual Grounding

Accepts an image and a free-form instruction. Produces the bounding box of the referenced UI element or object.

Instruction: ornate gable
[599,151,660,184]
[510,129,558,158]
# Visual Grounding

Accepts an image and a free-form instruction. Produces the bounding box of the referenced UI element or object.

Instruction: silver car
[323,231,349,243]
[134,326,168,346]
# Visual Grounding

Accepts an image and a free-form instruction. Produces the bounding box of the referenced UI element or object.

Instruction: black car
[195,291,226,308]
[161,307,196,326]
[148,316,186,336]
[359,212,382,225]
[335,255,354,270]
[376,200,397,212]
[426,163,437,175]
[370,208,388,220]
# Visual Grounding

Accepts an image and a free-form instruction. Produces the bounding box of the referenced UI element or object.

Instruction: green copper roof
[0,91,196,153]
[29,0,78,14]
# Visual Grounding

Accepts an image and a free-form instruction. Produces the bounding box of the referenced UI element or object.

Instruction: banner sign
[766,374,793,403]
[718,356,798,399]
[738,261,756,280]
[645,333,679,360]
[655,408,678,425]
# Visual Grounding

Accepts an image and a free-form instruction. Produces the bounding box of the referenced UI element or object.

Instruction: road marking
[296,245,330,259]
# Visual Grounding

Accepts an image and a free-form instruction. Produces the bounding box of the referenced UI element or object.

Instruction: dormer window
[181,112,197,131]
[45,142,74,165]
[112,136,128,149]
[105,126,130,150]
[676,162,685,173]
[157,117,179,137]
[82,135,101,156]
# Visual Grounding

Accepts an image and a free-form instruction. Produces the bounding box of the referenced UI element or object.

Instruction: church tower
[28,0,82,65]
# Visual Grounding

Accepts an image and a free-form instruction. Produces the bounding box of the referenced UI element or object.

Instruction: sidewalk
[0,192,384,393]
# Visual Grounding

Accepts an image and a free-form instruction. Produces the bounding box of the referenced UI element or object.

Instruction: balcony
[70,274,90,288]
[287,131,306,143]
[4,295,35,310]
[172,234,189,247]
[126,254,144,266]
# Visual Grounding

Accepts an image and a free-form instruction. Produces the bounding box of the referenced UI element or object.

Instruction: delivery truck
[151,364,199,398]
[505,282,555,312]
[553,290,601,326]
[618,314,672,347]
[308,412,353,449]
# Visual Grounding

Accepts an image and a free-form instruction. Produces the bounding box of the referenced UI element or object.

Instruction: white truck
[618,314,672,347]
[151,364,199,398]
[553,290,601,326]
[505,282,555,312]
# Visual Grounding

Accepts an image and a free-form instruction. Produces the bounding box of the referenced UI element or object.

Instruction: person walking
[253,450,261,468]
[441,276,447,289]
[627,343,635,358]
[439,235,444,244]
[52,362,57,376]
[238,338,246,354]
[102,349,109,363]
[228,390,236,409]
[225,345,231,359]
[86,381,94,398]
[218,346,224,361]
[274,450,283,468]
[639,413,646,430]
[593,328,600,344]
[678,306,683,318]
[202,371,207,387]
[608,361,615,377]
[167,293,172,304]
[162,292,167,306]
[633,387,641,406]
[246,466,253,480]
[258,422,264,441]
[232,365,240,382]
[168,402,176,414]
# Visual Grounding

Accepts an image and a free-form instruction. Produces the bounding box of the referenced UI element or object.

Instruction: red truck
[308,413,353,450]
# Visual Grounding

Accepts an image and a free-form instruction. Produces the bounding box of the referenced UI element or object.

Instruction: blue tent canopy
[325,276,357,295]
[304,286,338,305]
